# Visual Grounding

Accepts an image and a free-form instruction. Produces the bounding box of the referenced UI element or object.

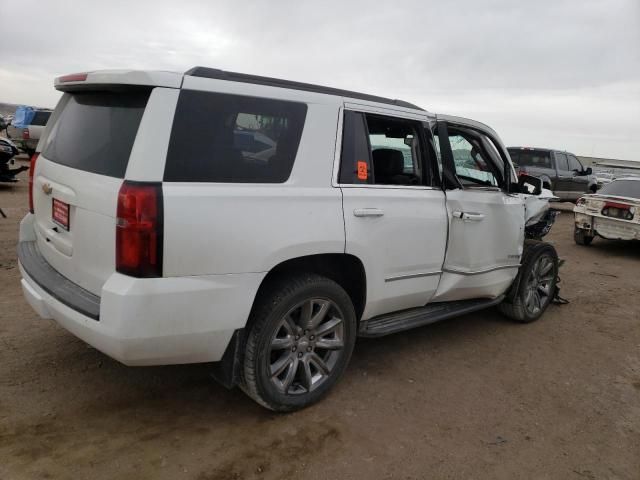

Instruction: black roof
[185,67,424,111]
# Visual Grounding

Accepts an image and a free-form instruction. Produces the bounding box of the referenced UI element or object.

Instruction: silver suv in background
[508,147,597,200]
[7,109,52,155]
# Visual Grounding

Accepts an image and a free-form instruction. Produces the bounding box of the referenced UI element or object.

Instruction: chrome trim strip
[443,264,520,276]
[385,271,442,282]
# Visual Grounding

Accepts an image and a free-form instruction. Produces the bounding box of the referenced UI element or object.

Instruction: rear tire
[574,228,594,246]
[498,240,558,323]
[240,274,356,412]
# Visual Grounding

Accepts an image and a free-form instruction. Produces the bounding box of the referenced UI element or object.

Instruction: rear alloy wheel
[499,240,558,323]
[574,228,594,246]
[241,274,356,411]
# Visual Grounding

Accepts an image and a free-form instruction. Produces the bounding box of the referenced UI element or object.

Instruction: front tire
[241,274,356,412]
[499,241,558,323]
[574,228,594,246]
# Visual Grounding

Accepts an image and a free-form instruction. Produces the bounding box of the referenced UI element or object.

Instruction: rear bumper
[18,239,265,366]
[574,212,640,241]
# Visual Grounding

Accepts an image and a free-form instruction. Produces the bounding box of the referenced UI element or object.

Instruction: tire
[574,228,594,246]
[240,274,356,412]
[498,240,558,323]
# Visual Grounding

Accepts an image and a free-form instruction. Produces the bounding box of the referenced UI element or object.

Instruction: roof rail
[184,67,424,111]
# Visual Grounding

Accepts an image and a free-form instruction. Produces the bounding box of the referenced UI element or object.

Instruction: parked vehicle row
[17,68,560,411]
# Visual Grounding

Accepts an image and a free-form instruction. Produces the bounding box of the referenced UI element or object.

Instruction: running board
[358,296,505,338]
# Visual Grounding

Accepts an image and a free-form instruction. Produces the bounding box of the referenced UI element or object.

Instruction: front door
[432,118,524,302]
[339,109,448,320]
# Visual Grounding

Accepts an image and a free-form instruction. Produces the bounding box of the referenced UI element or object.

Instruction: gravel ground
[1,165,639,479]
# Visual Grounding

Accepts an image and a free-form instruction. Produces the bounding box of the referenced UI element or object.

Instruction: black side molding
[18,241,101,320]
[184,66,425,111]
[359,296,505,337]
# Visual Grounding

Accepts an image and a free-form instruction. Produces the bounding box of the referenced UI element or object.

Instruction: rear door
[433,119,524,302]
[339,107,448,319]
[32,88,154,295]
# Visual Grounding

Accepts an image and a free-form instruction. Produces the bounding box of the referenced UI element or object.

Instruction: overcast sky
[1,0,639,160]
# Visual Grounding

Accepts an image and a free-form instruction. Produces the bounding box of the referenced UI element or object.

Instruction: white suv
[18,68,559,411]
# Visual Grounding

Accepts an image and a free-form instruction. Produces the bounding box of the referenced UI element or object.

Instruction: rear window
[598,180,640,199]
[42,91,150,178]
[164,90,307,183]
[31,111,52,126]
[508,149,552,169]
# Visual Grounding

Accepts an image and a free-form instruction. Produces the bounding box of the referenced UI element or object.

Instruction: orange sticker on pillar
[357,161,368,181]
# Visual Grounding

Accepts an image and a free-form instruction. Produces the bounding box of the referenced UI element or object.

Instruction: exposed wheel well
[253,254,367,323]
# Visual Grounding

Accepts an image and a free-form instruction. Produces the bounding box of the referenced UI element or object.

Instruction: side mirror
[518,174,543,195]
[584,167,593,175]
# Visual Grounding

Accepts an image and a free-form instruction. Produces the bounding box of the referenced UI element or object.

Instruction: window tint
[508,149,552,169]
[567,154,582,172]
[31,111,51,126]
[42,91,149,178]
[555,153,569,171]
[164,90,307,183]
[449,133,499,187]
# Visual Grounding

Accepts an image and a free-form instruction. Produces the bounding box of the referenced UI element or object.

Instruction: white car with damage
[19,68,559,411]
[574,177,640,244]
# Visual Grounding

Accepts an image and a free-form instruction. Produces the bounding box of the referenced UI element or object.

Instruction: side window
[164,90,307,183]
[448,133,499,187]
[555,153,569,171]
[339,112,428,186]
[567,154,582,172]
[366,114,423,186]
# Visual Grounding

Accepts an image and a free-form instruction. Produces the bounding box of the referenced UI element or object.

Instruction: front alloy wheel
[498,240,559,323]
[523,254,555,317]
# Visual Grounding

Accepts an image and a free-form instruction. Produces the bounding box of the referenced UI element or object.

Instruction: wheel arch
[210,253,367,389]
[253,253,367,323]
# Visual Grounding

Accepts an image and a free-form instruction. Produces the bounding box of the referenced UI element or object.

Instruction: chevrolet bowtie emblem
[42,183,53,195]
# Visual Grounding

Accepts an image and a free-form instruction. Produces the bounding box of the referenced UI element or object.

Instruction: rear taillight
[115,181,163,278]
[28,153,39,213]
[22,129,30,140]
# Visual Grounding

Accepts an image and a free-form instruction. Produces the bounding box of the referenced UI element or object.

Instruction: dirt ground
[1,162,639,480]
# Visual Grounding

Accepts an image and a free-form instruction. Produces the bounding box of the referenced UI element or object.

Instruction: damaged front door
[431,118,525,302]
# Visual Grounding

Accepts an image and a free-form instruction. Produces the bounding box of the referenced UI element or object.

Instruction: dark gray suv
[508,147,597,201]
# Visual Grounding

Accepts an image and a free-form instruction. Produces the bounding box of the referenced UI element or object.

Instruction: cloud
[1,0,638,159]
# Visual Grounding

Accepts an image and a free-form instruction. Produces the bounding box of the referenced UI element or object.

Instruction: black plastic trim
[18,241,101,320]
[185,67,424,111]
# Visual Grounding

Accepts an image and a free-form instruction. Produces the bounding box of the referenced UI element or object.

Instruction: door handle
[453,211,485,222]
[353,208,384,217]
